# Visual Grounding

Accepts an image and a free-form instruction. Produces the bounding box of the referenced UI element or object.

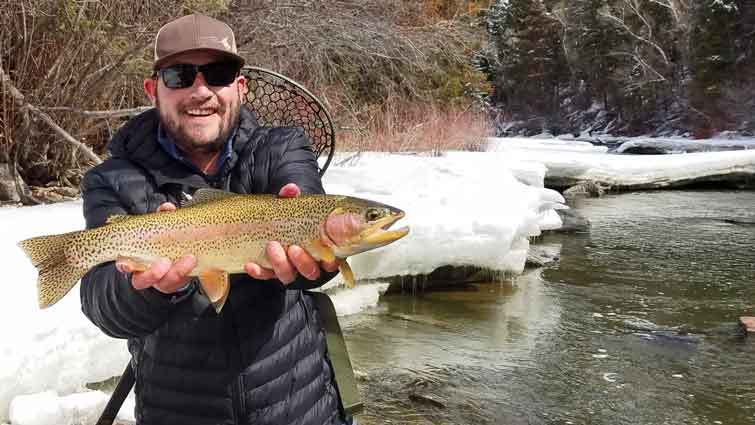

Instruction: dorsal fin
[106,214,129,224]
[182,188,238,208]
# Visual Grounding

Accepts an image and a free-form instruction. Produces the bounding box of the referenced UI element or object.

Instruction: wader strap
[96,362,135,425]
[310,291,364,416]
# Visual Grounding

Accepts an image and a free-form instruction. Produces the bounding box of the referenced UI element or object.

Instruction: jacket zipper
[231,375,245,424]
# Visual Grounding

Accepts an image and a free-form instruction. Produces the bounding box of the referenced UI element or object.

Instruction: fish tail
[18,231,89,309]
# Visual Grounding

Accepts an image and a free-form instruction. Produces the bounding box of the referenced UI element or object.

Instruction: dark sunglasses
[155,61,241,89]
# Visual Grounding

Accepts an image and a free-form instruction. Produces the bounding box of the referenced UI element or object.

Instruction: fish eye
[365,208,382,222]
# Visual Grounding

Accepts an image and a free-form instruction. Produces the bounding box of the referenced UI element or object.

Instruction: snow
[613,137,755,154]
[2,137,753,424]
[0,151,565,424]
[487,137,755,188]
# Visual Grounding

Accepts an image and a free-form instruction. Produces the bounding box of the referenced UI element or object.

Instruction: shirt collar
[157,124,236,176]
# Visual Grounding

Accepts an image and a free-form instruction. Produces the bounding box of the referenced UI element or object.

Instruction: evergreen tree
[689,0,740,132]
[487,0,569,129]
[560,0,622,110]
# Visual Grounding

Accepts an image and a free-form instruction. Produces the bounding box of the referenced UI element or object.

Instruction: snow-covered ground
[0,151,564,424]
[488,137,755,189]
[4,137,752,424]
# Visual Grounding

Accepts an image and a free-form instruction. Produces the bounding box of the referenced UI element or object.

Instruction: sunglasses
[155,61,241,89]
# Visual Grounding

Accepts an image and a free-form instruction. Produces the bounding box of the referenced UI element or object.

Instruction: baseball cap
[153,14,245,70]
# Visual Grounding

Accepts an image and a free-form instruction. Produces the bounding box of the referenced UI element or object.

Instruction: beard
[155,90,241,155]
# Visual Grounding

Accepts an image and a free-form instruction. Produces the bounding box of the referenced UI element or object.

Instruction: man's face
[144,51,246,155]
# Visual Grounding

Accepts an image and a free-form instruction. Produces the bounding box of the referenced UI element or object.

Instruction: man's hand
[115,202,197,294]
[244,183,340,285]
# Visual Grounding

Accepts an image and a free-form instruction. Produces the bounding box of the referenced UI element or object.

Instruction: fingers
[157,202,177,212]
[278,183,301,198]
[245,242,340,284]
[129,255,196,294]
[266,241,297,284]
[153,255,196,294]
[288,245,321,281]
[130,258,171,290]
[244,262,277,280]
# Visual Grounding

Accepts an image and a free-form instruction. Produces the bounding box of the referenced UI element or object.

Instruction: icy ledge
[487,137,755,189]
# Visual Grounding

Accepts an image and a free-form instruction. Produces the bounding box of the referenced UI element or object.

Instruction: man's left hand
[244,183,340,284]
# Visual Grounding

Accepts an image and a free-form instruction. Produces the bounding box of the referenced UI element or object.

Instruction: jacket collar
[108,106,259,191]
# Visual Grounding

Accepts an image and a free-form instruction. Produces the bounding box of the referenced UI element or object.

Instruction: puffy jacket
[79,106,347,425]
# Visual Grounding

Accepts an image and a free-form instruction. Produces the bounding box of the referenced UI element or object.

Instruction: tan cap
[153,14,245,70]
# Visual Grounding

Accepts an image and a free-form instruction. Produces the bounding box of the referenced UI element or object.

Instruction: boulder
[554,208,591,233]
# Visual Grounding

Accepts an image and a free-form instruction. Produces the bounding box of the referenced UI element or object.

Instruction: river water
[344,190,755,425]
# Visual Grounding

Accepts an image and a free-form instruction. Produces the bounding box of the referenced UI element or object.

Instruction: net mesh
[242,66,335,175]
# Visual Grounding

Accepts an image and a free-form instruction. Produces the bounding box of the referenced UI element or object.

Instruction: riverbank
[487,137,755,191]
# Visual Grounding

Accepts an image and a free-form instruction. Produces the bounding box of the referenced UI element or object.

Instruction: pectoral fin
[198,269,231,313]
[339,260,356,288]
[305,240,337,263]
[115,256,151,272]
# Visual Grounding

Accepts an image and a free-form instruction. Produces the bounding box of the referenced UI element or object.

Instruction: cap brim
[153,48,245,70]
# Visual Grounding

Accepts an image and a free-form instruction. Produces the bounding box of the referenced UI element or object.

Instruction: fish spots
[150,222,277,244]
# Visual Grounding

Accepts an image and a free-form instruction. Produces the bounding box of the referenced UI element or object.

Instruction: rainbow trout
[18,189,409,312]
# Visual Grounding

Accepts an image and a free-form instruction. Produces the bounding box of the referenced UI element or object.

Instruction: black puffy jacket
[79,106,347,425]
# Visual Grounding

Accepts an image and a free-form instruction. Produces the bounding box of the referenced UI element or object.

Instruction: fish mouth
[361,211,409,246]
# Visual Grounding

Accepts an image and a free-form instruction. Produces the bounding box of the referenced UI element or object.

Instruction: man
[80,13,350,425]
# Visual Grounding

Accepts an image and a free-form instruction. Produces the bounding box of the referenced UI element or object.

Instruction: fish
[18,189,409,313]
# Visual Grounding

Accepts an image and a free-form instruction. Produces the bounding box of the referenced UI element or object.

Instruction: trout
[18,189,409,312]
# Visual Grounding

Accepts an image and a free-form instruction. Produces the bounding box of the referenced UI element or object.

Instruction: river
[344,190,755,425]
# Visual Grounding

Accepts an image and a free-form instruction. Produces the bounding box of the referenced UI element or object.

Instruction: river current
[345,190,755,425]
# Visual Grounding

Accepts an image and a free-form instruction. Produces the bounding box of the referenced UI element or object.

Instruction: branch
[38,106,151,119]
[607,51,667,89]
[600,4,669,64]
[0,64,102,165]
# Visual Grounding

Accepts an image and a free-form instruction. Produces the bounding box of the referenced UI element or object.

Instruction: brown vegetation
[339,99,490,152]
[0,0,492,199]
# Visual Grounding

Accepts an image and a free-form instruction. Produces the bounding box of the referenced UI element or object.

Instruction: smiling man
[79,14,351,425]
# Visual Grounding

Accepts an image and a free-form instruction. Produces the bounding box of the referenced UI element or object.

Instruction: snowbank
[488,137,755,189]
[0,151,564,423]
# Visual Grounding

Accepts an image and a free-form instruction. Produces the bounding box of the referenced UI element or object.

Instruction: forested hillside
[483,0,755,137]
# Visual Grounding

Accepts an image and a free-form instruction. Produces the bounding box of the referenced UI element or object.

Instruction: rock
[554,208,591,233]
[526,244,560,267]
[30,186,79,203]
[353,369,370,382]
[408,392,446,409]
[740,317,755,333]
[0,162,20,203]
[563,180,608,199]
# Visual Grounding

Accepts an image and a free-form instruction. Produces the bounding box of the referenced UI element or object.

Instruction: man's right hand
[115,202,197,294]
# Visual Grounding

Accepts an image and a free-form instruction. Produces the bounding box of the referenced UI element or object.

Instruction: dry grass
[1,0,492,190]
[338,99,492,153]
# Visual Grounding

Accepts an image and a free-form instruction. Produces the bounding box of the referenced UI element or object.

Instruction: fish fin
[305,240,337,263]
[18,232,89,308]
[106,214,129,224]
[115,255,150,272]
[198,269,231,313]
[182,188,239,208]
[339,260,356,288]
